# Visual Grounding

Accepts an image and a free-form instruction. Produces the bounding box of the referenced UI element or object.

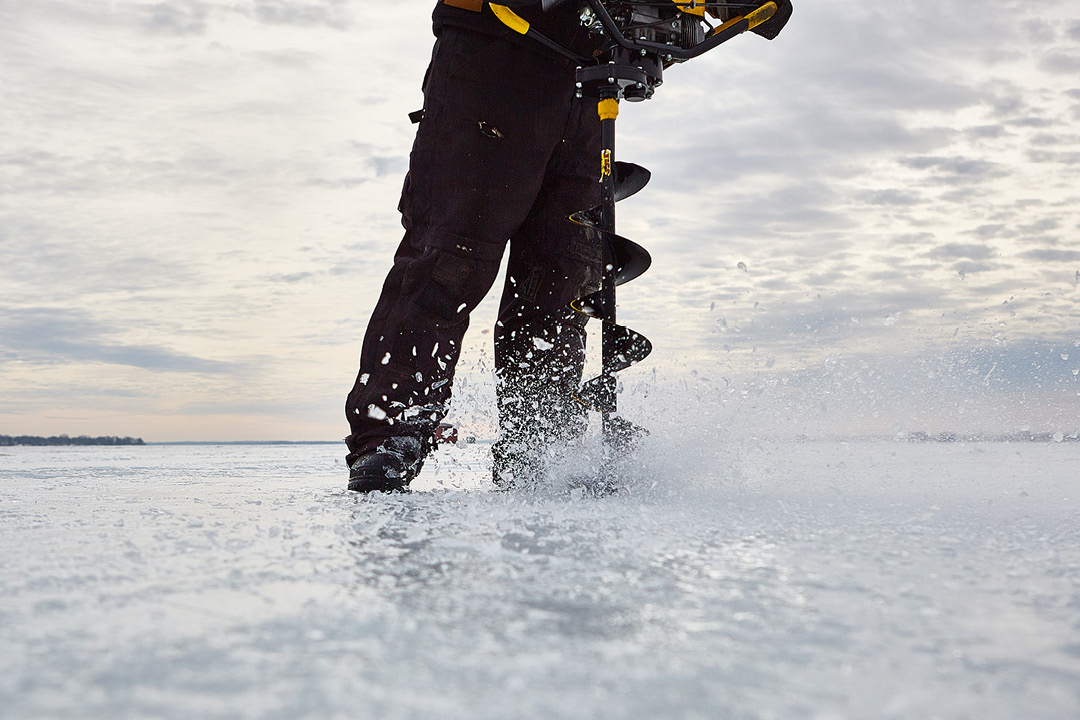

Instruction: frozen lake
[2,439,1079,719]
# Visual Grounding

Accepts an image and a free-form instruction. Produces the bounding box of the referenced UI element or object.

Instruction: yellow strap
[489,4,531,35]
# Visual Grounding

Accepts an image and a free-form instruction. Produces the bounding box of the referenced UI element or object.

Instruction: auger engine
[583,2,707,51]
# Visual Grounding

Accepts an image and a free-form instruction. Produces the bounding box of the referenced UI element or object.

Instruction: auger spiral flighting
[567,103,654,453]
[490,0,788,473]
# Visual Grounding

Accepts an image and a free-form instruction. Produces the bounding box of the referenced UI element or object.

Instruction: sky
[2,0,1079,442]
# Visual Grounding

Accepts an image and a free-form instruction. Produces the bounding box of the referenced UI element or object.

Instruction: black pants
[345,28,602,471]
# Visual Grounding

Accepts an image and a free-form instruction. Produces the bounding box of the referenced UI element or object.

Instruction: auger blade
[614,161,651,201]
[610,235,652,286]
[569,211,652,286]
[608,323,652,371]
[574,374,616,414]
[571,323,651,412]
[569,207,603,228]
[607,414,649,451]
[570,290,609,320]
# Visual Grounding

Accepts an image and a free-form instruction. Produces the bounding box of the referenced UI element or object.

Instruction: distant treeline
[0,435,145,446]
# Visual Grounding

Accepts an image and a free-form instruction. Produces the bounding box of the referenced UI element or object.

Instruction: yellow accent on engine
[675,1,706,17]
[669,1,726,18]
[598,98,620,121]
[489,4,530,35]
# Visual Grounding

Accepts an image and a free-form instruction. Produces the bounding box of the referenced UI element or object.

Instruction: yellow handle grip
[746,2,778,31]
[489,4,531,35]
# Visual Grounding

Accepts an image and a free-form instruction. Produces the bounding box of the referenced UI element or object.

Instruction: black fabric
[432,1,601,61]
[344,22,601,464]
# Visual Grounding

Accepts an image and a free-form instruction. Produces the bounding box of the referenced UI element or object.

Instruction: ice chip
[380,352,391,365]
[367,405,387,420]
[532,337,554,351]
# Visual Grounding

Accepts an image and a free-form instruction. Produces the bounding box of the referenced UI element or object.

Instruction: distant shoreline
[0,436,340,447]
[0,435,145,447]
[150,440,341,446]
[3,435,1077,447]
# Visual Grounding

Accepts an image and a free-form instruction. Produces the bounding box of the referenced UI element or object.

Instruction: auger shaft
[597,93,621,446]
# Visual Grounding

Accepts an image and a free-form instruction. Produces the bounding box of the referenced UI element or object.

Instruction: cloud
[964,125,1010,140]
[141,1,210,36]
[858,189,923,206]
[925,243,998,260]
[0,308,236,373]
[715,338,1080,436]
[1039,51,1080,75]
[1028,149,1080,164]
[249,0,352,28]
[899,156,1010,183]
[1019,248,1080,263]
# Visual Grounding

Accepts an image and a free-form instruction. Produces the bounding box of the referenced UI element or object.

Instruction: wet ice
[2,440,1079,719]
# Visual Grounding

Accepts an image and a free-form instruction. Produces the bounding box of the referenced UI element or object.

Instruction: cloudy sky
[2,0,1079,442]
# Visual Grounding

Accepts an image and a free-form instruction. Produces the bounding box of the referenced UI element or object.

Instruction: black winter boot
[347,436,425,493]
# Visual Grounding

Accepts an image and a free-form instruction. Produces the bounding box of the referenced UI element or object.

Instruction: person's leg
[344,29,579,489]
[492,95,602,487]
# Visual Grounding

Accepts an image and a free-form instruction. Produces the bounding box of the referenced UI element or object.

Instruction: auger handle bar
[489,1,778,63]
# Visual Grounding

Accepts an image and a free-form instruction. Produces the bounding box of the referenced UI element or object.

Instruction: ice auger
[491,0,785,455]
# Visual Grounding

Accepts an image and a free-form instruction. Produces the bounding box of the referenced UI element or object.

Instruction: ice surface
[2,441,1079,719]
